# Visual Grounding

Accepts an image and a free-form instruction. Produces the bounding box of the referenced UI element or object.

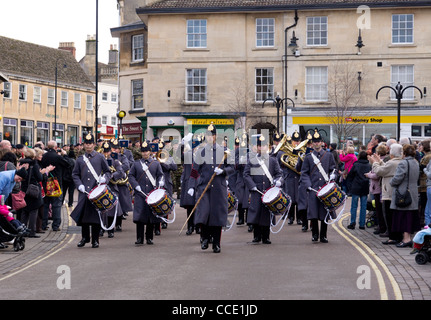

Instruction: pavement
[1,195,431,300]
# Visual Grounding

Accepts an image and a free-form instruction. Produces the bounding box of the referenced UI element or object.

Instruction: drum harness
[255,155,291,234]
[83,156,118,231]
[310,153,346,225]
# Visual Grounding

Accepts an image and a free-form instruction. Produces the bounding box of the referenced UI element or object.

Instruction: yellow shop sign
[186,119,235,125]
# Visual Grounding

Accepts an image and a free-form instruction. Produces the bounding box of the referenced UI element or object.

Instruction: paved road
[0,197,430,301]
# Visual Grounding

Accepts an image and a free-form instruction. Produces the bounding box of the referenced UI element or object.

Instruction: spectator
[0,140,12,151]
[60,148,76,208]
[365,144,387,235]
[19,148,44,238]
[39,140,73,231]
[419,140,431,227]
[346,151,371,229]
[0,168,27,200]
[366,134,384,155]
[339,146,357,194]
[370,143,404,244]
[329,143,340,172]
[390,144,420,248]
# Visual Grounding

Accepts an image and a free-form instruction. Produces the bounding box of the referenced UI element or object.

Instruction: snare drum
[316,182,346,212]
[146,188,175,217]
[88,184,118,213]
[227,191,238,213]
[261,186,291,215]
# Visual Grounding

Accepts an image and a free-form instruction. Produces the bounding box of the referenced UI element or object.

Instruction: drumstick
[179,150,230,235]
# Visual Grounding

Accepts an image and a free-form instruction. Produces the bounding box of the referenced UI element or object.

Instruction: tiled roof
[137,0,431,13]
[0,36,94,89]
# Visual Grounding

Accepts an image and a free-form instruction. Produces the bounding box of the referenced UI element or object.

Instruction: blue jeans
[350,194,367,227]
[42,195,63,230]
[425,187,431,226]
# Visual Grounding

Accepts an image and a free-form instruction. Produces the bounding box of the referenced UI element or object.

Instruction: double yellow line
[332,213,402,300]
[0,206,76,283]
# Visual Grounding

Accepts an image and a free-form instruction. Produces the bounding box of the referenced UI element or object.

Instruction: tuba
[274,134,309,174]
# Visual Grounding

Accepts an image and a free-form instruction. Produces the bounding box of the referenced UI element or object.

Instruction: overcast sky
[2,0,120,64]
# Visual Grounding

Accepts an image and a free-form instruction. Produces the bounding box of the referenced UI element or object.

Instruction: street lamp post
[281,97,295,134]
[262,95,295,134]
[262,95,283,133]
[54,58,67,143]
[116,110,126,137]
[376,81,423,141]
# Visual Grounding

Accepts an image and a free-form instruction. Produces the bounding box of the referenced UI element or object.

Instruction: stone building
[0,36,95,146]
[112,0,431,146]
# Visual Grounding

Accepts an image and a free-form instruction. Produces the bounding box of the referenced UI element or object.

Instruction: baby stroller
[412,226,431,265]
[365,198,376,228]
[0,212,25,252]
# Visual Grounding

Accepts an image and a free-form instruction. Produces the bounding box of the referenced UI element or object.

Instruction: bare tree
[325,61,370,144]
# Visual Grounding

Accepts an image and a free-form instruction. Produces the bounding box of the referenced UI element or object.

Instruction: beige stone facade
[0,36,95,146]
[113,0,431,145]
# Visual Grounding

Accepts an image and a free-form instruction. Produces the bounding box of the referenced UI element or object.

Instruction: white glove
[275,180,282,187]
[135,186,142,193]
[214,167,224,175]
[307,186,313,191]
[251,187,258,192]
[159,180,165,188]
[330,173,336,181]
[78,185,85,193]
[188,188,194,197]
[99,176,106,184]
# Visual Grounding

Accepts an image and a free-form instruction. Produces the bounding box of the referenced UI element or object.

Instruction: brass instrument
[274,134,309,174]
[156,149,170,163]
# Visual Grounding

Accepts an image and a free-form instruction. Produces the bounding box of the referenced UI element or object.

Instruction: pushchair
[0,212,25,252]
[365,198,376,228]
[412,226,431,265]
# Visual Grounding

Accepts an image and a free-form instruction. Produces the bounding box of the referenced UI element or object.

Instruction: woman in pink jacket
[339,146,357,194]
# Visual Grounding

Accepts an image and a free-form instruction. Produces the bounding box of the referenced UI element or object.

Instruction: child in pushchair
[0,204,26,251]
[412,225,431,265]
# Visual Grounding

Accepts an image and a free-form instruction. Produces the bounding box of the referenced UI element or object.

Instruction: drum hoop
[261,186,281,203]
[316,182,337,197]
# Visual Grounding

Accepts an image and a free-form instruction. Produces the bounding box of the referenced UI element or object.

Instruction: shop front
[288,114,431,147]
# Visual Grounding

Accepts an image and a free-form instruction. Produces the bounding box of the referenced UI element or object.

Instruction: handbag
[394,160,412,208]
[11,191,26,210]
[25,166,40,198]
[46,173,62,197]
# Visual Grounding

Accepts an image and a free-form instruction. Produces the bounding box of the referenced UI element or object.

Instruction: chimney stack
[58,42,76,58]
[108,44,119,66]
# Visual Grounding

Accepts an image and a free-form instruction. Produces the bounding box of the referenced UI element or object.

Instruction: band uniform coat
[70,151,112,225]
[300,149,336,221]
[128,157,163,224]
[244,152,283,226]
[189,143,234,227]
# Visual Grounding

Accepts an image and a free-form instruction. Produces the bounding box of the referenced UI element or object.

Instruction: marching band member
[300,129,337,243]
[111,139,132,231]
[283,131,302,225]
[71,133,112,248]
[156,140,177,231]
[180,135,202,235]
[129,141,164,245]
[234,134,250,227]
[244,134,283,244]
[101,141,124,238]
[187,124,234,253]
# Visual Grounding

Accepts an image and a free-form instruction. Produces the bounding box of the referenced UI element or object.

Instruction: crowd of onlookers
[0,140,75,248]
[329,134,430,252]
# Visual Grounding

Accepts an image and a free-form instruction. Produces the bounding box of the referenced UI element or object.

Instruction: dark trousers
[374,193,386,233]
[201,225,222,247]
[136,222,154,240]
[311,219,328,239]
[383,200,402,241]
[298,209,308,228]
[82,223,101,244]
[237,205,247,223]
[287,203,298,221]
[253,224,270,241]
[62,180,75,206]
